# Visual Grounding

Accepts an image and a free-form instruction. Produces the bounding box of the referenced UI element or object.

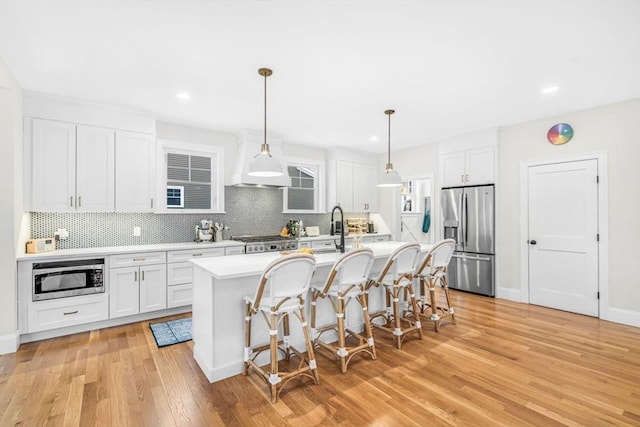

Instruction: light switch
[133,227,141,237]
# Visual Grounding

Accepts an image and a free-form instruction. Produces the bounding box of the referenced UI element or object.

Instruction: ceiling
[1,1,639,153]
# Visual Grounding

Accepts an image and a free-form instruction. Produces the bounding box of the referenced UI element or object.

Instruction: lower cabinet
[27,294,109,333]
[109,252,167,318]
[166,247,225,308]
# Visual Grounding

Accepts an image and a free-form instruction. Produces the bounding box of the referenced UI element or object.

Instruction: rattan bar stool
[367,242,423,349]
[310,248,376,373]
[243,253,319,403]
[415,239,456,332]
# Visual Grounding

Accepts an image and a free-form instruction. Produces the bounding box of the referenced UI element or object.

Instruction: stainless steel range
[232,235,298,253]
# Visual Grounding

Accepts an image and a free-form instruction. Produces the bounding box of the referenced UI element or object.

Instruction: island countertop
[189,241,431,280]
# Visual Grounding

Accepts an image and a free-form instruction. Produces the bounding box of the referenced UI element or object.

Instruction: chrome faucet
[331,205,345,253]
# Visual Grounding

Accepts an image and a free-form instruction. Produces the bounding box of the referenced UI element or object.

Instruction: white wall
[381,141,441,240]
[498,98,640,313]
[0,57,23,354]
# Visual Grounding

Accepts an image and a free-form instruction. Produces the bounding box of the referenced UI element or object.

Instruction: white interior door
[528,159,599,316]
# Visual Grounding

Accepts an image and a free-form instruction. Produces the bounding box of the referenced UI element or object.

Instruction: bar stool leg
[336,296,348,373]
[390,286,403,349]
[358,292,377,360]
[407,282,423,340]
[268,311,280,404]
[428,279,440,332]
[310,290,318,341]
[283,313,291,360]
[298,306,320,384]
[243,300,252,376]
[441,276,456,324]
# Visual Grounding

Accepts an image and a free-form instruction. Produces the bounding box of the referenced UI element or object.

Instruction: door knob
[529,240,537,245]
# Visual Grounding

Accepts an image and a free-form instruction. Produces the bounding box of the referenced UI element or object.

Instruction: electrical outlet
[133,227,141,237]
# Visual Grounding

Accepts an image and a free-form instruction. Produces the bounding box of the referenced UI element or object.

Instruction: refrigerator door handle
[459,192,465,246]
[463,192,469,245]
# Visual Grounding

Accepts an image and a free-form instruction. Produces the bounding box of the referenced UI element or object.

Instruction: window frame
[282,156,326,214]
[156,138,225,213]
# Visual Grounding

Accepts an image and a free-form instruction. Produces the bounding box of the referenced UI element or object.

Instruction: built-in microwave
[32,258,105,301]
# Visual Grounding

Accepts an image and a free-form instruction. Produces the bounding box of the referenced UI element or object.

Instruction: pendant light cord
[387,111,391,165]
[263,70,267,149]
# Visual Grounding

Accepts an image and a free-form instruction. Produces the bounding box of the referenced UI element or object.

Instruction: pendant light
[377,109,402,187]
[248,67,284,177]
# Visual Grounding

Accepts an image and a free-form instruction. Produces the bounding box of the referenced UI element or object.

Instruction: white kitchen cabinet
[109,252,167,318]
[26,294,109,333]
[440,146,495,187]
[361,234,390,243]
[225,246,245,256]
[31,118,115,211]
[353,162,378,212]
[115,131,156,212]
[334,160,378,212]
[166,248,225,308]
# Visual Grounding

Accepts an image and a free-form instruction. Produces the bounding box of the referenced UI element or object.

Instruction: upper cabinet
[25,93,157,213]
[116,131,156,212]
[440,146,495,187]
[329,157,378,213]
[32,119,115,212]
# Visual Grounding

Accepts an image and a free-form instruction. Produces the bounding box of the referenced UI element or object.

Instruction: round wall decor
[547,123,574,145]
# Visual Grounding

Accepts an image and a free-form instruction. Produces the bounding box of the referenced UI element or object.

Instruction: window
[283,156,325,213]
[157,139,224,213]
[166,185,184,208]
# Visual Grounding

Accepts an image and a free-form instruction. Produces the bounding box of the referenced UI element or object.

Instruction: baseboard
[0,331,19,355]
[601,306,640,328]
[496,286,522,302]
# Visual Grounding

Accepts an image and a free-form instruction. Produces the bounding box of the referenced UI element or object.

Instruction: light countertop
[16,240,246,261]
[190,241,431,280]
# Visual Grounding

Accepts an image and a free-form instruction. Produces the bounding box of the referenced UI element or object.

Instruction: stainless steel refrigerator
[441,185,495,296]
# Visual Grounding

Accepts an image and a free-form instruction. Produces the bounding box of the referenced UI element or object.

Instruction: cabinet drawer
[167,248,224,263]
[167,261,193,286]
[167,283,193,308]
[109,251,166,267]
[27,294,108,333]
[224,246,245,256]
[311,239,337,249]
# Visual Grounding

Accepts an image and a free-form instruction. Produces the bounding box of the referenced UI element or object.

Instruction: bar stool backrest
[250,253,316,310]
[374,243,421,284]
[416,239,456,279]
[320,248,374,295]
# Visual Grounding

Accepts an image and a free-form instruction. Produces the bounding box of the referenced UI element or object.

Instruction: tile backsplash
[30,187,334,249]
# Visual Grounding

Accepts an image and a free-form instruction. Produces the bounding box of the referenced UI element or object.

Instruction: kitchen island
[190,241,432,383]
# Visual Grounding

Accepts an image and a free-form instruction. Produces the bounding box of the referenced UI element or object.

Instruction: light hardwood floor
[1,290,639,426]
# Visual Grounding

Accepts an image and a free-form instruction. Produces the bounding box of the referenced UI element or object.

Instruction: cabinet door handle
[461,174,464,183]
[133,257,145,262]
[78,196,82,208]
[465,174,469,182]
[150,198,154,209]
[192,253,203,257]
[70,196,74,208]
[63,310,78,316]
[134,271,138,282]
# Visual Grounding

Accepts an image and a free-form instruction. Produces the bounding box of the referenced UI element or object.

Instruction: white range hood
[229,129,290,187]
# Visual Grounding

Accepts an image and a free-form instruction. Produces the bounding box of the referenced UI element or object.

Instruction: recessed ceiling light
[176,92,191,100]
[541,85,559,94]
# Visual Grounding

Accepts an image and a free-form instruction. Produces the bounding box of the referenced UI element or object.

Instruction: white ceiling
[1,1,639,153]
